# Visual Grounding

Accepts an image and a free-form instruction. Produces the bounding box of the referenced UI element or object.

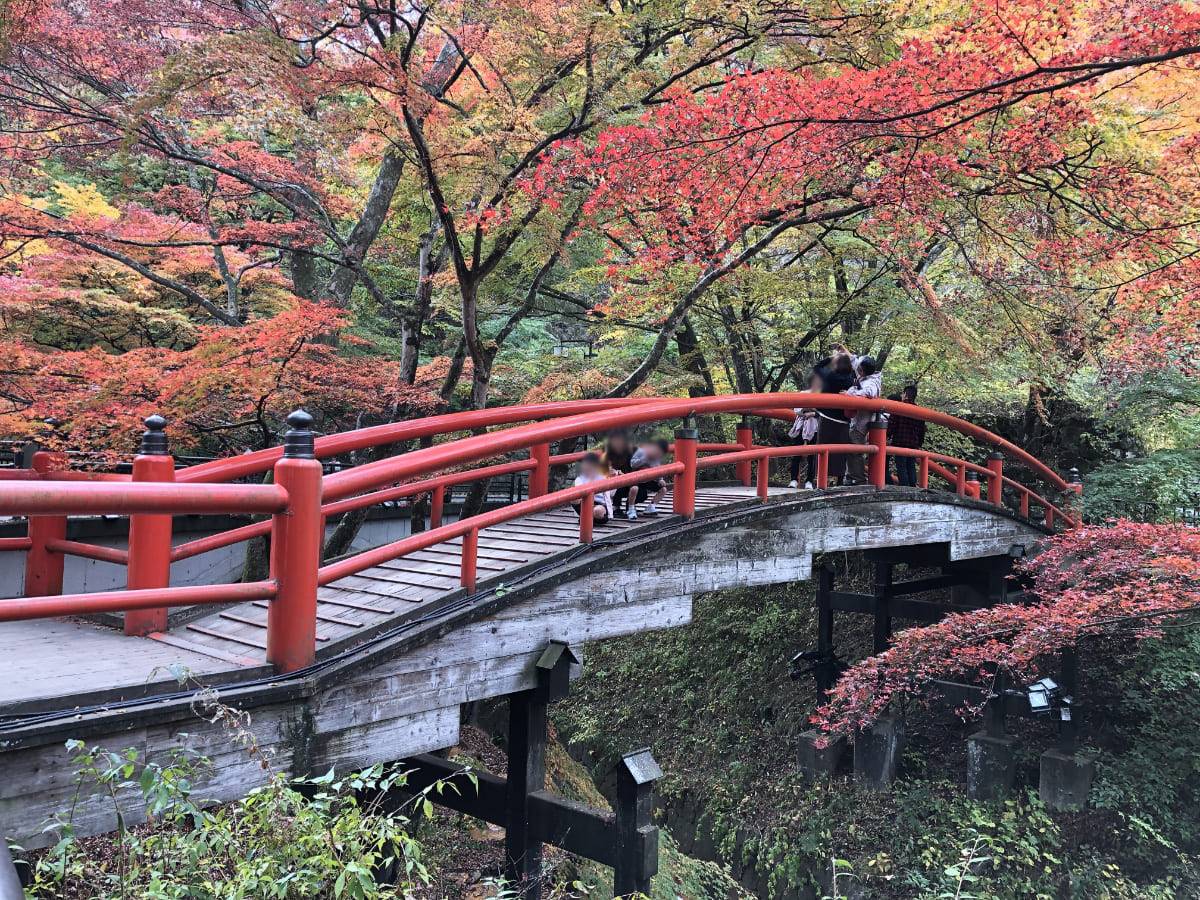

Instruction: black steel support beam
[829,591,987,619]
[816,565,836,695]
[507,689,547,900]
[873,562,893,653]
[864,543,952,567]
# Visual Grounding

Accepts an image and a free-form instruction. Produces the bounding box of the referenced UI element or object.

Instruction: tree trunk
[323,506,370,561]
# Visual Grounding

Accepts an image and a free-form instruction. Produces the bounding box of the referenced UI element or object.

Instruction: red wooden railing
[0,395,1081,673]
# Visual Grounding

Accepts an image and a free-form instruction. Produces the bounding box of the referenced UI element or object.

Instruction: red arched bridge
[0,395,1079,895]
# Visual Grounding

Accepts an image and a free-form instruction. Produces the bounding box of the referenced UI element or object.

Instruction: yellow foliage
[51,181,119,221]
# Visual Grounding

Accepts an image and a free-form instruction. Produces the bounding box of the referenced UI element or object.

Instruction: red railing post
[964,471,981,500]
[756,456,769,501]
[267,411,324,674]
[816,450,829,490]
[23,451,66,598]
[125,416,174,636]
[735,416,753,487]
[918,454,930,489]
[1020,491,1030,518]
[955,464,967,496]
[672,423,698,518]
[986,452,1004,506]
[579,492,594,544]
[529,442,550,498]
[431,484,445,529]
[1045,506,1055,529]
[868,421,888,489]
[461,526,479,591]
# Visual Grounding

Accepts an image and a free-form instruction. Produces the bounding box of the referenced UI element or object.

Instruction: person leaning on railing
[812,347,856,487]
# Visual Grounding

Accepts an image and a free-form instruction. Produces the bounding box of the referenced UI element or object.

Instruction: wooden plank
[413,544,531,564]
[150,632,261,667]
[185,624,269,650]
[0,701,457,849]
[314,593,398,614]
[391,553,510,574]
[219,611,268,630]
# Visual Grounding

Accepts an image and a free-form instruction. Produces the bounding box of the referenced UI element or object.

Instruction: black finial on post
[282,410,316,459]
[966,470,979,482]
[1069,467,1081,484]
[140,415,168,456]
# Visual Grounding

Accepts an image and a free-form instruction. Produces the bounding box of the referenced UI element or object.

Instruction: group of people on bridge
[571,344,929,525]
[790,342,927,490]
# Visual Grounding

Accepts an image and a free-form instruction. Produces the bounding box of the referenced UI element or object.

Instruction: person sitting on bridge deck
[625,438,671,519]
[788,371,822,489]
[573,452,614,524]
[813,347,856,486]
[887,384,927,487]
[844,354,882,485]
[602,429,634,515]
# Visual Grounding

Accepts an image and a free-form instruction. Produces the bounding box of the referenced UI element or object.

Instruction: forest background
[0,0,1197,474]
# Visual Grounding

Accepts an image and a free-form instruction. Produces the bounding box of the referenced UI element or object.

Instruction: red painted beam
[0,581,278,623]
[176,399,658,485]
[44,538,129,565]
[0,482,288,517]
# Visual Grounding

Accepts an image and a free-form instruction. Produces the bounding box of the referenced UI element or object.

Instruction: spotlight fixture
[1026,677,1059,715]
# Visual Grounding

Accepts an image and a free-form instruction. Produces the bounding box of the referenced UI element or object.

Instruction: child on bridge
[573,451,614,525]
[625,438,671,519]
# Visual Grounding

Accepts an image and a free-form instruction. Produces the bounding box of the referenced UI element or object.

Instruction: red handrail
[174,399,659,484]
[0,482,288,517]
[0,581,277,623]
[321,395,1070,502]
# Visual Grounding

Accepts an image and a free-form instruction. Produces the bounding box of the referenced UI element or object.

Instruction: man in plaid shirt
[887,385,926,487]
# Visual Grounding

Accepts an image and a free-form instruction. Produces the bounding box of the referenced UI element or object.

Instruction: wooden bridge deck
[0,485,772,713]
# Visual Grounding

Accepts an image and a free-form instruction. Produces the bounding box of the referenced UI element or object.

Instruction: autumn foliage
[0,0,1198,449]
[812,522,1200,738]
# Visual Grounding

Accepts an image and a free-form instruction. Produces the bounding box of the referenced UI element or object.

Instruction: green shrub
[20,736,430,899]
[1082,450,1200,523]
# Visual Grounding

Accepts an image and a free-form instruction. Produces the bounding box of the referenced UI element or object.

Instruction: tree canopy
[0,0,1197,452]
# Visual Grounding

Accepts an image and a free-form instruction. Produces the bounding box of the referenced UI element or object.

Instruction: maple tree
[812,521,1200,739]
[524,0,1200,402]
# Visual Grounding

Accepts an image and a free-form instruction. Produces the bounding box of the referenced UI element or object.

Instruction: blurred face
[903,390,917,403]
[643,444,664,461]
[810,373,823,391]
[581,458,602,478]
[607,433,629,453]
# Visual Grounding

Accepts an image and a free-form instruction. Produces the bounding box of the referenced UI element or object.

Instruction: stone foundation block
[1039,748,1095,811]
[966,731,1016,800]
[798,730,846,781]
[853,716,905,789]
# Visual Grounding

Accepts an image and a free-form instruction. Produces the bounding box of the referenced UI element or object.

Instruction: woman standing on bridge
[788,371,822,489]
[813,348,856,487]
